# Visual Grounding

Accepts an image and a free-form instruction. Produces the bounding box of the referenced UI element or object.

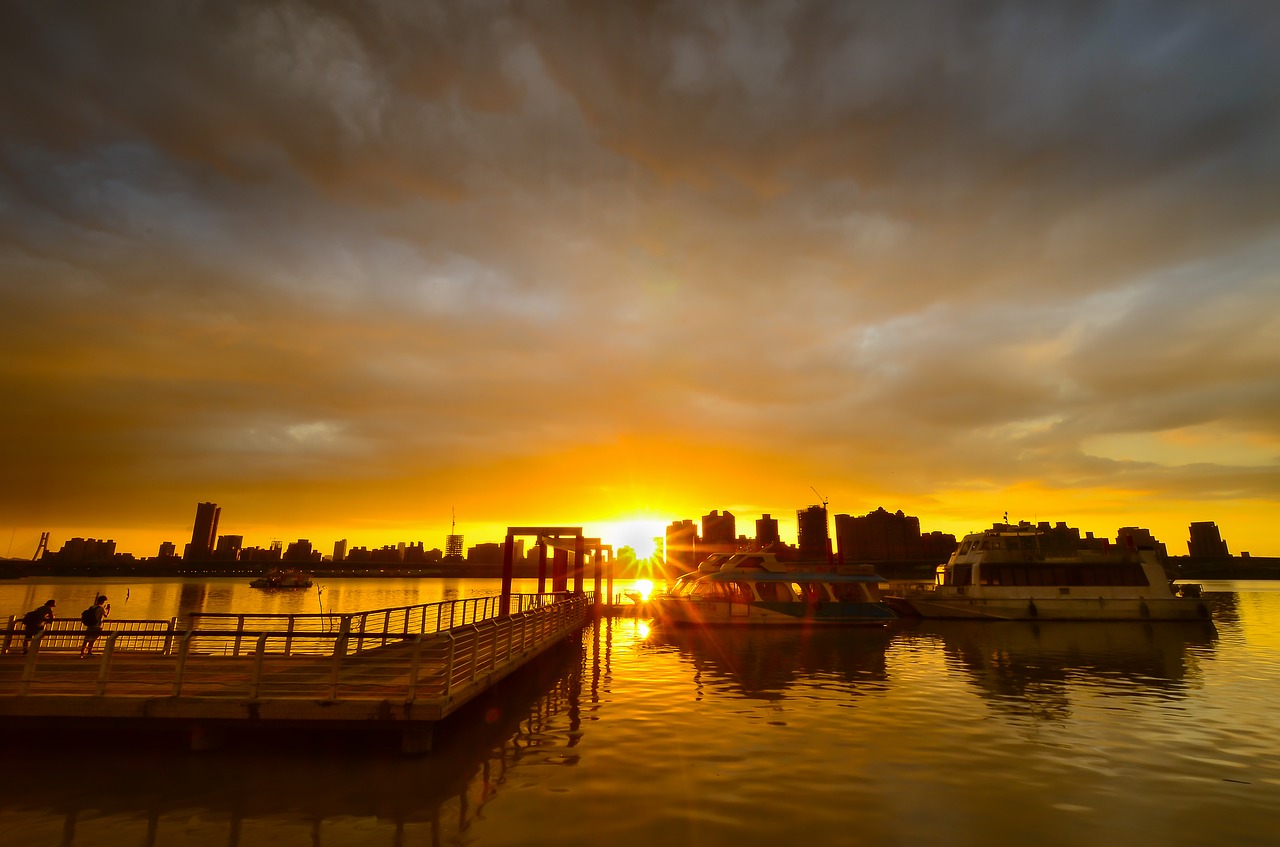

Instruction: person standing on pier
[79,595,109,658]
[20,599,55,653]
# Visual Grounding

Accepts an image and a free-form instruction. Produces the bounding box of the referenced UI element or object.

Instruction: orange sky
[2,2,1278,560]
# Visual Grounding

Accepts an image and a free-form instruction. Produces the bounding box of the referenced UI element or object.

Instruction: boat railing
[0,617,179,655]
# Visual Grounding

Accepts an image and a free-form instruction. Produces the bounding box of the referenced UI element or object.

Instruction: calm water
[1,577,1278,846]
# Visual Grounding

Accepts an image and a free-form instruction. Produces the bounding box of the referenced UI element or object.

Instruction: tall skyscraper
[796,505,829,560]
[1188,522,1230,558]
[186,501,220,561]
[665,519,698,573]
[333,539,348,562]
[701,510,736,549]
[756,514,780,546]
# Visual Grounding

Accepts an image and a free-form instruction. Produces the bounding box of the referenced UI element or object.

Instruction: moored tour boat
[249,567,314,589]
[653,552,896,627]
[885,522,1211,621]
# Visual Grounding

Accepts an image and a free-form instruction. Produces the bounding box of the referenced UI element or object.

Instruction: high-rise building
[186,502,220,561]
[796,505,829,560]
[1188,522,1230,558]
[701,510,736,551]
[833,507,957,562]
[214,535,243,560]
[333,539,348,562]
[665,519,698,573]
[445,532,464,560]
[755,514,780,547]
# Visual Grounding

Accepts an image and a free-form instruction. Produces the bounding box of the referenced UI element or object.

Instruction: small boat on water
[249,567,313,589]
[885,522,1211,621]
[653,552,896,627]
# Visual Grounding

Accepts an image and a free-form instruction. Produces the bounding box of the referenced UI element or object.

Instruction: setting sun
[593,519,666,560]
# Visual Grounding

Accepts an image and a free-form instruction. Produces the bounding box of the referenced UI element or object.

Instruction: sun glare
[599,519,665,560]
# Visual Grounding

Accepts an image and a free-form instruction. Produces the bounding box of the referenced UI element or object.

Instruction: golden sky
[2,1,1278,560]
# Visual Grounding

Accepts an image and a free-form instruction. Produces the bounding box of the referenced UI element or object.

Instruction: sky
[2,0,1278,561]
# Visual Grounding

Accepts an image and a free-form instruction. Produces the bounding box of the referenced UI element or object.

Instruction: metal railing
[1,595,590,702]
[1,617,179,655]
[186,593,565,656]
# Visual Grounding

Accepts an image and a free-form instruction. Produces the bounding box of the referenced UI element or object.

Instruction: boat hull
[655,599,895,627]
[890,594,1212,621]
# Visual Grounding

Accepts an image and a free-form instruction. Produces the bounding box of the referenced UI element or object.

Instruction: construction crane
[811,487,829,510]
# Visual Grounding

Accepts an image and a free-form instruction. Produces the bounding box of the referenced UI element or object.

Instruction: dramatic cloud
[1,0,1277,556]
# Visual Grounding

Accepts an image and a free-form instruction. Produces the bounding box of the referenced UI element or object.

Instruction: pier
[0,592,591,754]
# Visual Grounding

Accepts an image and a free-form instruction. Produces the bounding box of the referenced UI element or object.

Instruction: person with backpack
[79,595,109,658]
[20,599,56,654]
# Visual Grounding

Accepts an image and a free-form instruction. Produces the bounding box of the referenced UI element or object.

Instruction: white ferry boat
[653,552,896,627]
[886,523,1211,621]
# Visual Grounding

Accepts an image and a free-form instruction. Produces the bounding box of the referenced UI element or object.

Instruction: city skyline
[15,499,1250,566]
[3,4,1278,558]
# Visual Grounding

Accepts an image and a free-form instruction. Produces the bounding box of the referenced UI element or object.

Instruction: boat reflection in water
[648,623,892,700]
[904,618,1219,724]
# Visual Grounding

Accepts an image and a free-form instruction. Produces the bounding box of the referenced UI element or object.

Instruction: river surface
[1,577,1278,846]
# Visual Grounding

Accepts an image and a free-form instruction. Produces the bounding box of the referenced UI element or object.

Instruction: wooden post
[593,548,603,615]
[537,540,548,595]
[606,552,614,610]
[500,532,514,619]
[574,536,585,595]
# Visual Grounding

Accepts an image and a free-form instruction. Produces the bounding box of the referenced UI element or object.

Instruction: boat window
[756,582,783,602]
[957,540,972,555]
[730,581,753,601]
[831,582,866,602]
[733,557,766,571]
[950,564,972,587]
[804,583,830,602]
[690,582,727,598]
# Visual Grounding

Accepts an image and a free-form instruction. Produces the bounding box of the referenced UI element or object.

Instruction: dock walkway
[0,593,591,753]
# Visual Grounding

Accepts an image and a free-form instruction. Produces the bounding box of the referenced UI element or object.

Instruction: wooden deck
[0,594,592,752]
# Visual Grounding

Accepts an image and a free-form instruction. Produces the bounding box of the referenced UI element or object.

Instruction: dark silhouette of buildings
[1117,526,1168,561]
[49,537,117,562]
[833,507,957,563]
[756,514,780,546]
[283,539,319,563]
[701,510,736,548]
[1188,521,1230,558]
[796,504,830,560]
[664,519,698,574]
[185,502,220,561]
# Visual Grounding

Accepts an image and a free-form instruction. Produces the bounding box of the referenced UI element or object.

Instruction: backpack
[81,607,96,627]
